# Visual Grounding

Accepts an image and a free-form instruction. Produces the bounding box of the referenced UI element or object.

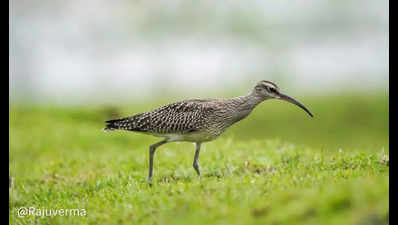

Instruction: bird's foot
[146,177,153,187]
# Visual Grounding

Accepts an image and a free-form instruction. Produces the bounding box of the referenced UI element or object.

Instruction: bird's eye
[269,87,276,93]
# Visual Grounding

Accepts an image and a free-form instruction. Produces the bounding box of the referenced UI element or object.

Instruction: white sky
[10,0,389,104]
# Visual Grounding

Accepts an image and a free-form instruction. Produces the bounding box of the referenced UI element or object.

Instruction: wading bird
[103,80,314,182]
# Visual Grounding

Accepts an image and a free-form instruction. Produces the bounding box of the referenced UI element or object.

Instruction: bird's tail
[103,118,125,132]
[103,115,142,132]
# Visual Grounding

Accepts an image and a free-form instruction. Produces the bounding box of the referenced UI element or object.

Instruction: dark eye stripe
[256,83,277,92]
[261,80,279,89]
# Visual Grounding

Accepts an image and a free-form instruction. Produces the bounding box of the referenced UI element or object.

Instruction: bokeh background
[10,0,388,103]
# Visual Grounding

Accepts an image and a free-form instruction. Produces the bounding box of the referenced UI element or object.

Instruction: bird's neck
[225,92,266,123]
[215,93,266,129]
[233,92,266,110]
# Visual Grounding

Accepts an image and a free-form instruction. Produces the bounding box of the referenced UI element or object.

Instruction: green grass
[9,94,388,225]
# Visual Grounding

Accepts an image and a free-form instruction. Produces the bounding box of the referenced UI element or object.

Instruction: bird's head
[252,80,314,117]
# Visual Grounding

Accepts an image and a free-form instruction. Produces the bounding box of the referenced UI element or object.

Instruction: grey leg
[193,142,201,176]
[148,139,169,182]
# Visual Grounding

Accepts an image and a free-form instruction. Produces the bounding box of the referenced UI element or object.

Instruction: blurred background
[10,0,388,150]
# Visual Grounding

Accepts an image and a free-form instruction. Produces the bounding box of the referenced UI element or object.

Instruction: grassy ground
[9,93,389,225]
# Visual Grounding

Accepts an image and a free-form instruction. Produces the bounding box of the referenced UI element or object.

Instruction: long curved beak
[278,93,314,117]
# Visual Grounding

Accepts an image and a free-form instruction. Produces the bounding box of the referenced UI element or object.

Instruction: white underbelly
[152,131,221,143]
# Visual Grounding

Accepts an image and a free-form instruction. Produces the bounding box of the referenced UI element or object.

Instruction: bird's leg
[193,142,201,176]
[148,139,169,183]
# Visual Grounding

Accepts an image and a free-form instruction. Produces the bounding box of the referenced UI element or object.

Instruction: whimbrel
[104,80,314,182]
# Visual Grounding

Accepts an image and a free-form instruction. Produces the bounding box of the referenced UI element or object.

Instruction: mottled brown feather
[104,99,217,135]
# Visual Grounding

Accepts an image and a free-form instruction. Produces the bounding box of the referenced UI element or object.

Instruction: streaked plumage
[104,97,261,142]
[104,80,314,182]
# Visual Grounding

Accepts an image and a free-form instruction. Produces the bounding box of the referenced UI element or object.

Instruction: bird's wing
[146,99,215,134]
[104,99,215,134]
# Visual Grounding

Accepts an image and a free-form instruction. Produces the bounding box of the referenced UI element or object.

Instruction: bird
[103,80,314,182]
